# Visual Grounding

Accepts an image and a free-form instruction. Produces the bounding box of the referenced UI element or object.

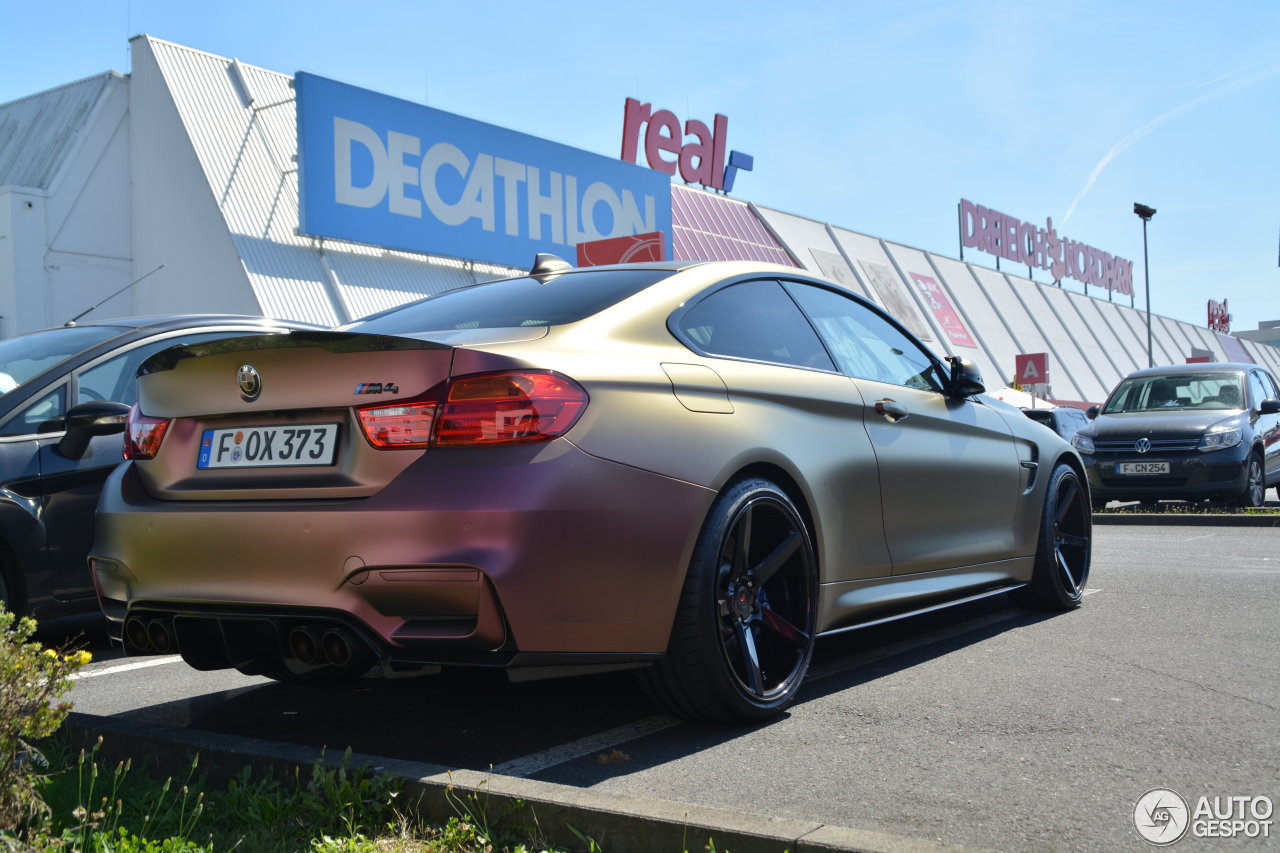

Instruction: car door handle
[874,398,910,422]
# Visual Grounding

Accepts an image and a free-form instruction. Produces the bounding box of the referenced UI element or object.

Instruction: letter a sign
[1015,353,1049,386]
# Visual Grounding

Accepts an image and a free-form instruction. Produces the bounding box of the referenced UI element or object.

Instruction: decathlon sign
[296,73,672,267]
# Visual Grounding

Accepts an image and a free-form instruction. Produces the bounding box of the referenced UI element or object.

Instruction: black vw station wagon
[1072,363,1280,508]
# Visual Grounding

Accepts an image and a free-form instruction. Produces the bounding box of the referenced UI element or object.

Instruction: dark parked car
[1072,363,1280,508]
[91,260,1091,723]
[0,315,316,620]
[1022,406,1089,443]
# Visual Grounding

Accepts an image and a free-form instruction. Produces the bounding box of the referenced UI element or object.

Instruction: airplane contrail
[1061,66,1280,227]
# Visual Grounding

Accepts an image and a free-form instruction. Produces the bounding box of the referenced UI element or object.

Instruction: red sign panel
[1208,298,1230,333]
[908,273,976,348]
[576,231,665,266]
[1016,353,1049,385]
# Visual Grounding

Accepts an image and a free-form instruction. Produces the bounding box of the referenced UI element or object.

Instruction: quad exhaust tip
[124,616,174,654]
[287,626,321,665]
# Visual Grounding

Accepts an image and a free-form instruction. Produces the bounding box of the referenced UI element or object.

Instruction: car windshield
[0,325,123,394]
[349,268,675,335]
[1101,373,1246,413]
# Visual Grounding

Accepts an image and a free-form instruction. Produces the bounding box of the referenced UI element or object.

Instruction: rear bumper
[91,440,715,670]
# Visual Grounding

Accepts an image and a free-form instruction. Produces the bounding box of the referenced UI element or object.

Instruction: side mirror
[1086,405,1100,419]
[56,400,131,460]
[945,356,985,398]
[1260,398,1280,415]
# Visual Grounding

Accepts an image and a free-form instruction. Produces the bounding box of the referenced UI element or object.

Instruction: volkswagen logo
[237,364,262,401]
[1134,437,1152,454]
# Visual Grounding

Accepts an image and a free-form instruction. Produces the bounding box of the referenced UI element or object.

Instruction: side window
[1256,370,1279,402]
[0,385,68,437]
[676,281,835,370]
[784,282,943,391]
[1248,371,1270,410]
[77,331,271,407]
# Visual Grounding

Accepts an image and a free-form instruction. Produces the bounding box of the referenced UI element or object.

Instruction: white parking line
[490,716,682,778]
[72,656,184,680]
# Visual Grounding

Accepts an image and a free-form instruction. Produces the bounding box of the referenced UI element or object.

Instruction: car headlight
[1072,434,1095,453]
[1198,426,1243,452]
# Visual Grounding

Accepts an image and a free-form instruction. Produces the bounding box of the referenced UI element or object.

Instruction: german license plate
[1117,461,1169,475]
[197,424,339,469]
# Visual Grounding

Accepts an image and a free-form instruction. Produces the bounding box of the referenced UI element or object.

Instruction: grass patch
[15,736,570,852]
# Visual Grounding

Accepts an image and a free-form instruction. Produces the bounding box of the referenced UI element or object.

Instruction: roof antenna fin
[530,254,572,278]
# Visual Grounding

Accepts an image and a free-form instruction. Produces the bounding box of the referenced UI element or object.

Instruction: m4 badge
[354,382,399,395]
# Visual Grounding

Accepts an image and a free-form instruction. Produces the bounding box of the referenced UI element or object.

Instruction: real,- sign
[959,199,1133,297]
[620,98,753,192]
[296,73,673,268]
[1208,299,1230,333]
[1015,352,1049,386]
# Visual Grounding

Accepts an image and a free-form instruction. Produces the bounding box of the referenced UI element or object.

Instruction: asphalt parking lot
[64,522,1279,852]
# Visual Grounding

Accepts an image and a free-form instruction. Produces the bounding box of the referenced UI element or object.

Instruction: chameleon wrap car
[90,260,1091,722]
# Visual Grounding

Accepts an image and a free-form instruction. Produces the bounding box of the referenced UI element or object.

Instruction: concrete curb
[64,712,999,853]
[1093,512,1280,526]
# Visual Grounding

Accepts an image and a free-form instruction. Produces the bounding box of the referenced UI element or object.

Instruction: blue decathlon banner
[296,73,672,268]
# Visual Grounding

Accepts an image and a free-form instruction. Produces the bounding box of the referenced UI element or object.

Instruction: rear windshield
[1102,373,1245,413]
[350,268,674,335]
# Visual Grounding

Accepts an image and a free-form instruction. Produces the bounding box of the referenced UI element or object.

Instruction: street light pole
[1134,203,1157,367]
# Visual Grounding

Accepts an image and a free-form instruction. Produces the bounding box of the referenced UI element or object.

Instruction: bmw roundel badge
[237,364,262,401]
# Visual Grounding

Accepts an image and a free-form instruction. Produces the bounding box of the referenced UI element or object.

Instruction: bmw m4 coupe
[91,259,1091,722]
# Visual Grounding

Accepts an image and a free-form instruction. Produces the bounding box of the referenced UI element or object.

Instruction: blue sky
[2,0,1276,335]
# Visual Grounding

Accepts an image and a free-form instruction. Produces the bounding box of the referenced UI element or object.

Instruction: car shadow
[96,594,1064,780]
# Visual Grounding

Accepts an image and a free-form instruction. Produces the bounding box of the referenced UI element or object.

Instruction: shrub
[0,608,91,833]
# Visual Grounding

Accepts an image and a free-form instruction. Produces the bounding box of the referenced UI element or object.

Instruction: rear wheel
[1014,463,1091,611]
[639,478,817,723]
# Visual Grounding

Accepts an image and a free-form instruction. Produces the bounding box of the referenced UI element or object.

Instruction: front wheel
[1014,462,1091,611]
[638,478,818,723]
[1232,453,1265,508]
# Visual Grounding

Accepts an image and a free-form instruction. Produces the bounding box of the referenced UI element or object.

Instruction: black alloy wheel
[1016,462,1091,610]
[639,478,818,723]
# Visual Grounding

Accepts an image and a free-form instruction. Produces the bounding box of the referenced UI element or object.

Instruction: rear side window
[352,269,673,334]
[676,281,835,370]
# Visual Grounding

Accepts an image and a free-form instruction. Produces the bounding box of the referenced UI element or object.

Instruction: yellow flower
[42,648,58,659]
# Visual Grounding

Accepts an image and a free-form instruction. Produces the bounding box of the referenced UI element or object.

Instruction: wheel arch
[0,534,30,613]
[718,461,821,577]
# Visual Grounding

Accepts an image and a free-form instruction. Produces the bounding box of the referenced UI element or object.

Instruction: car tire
[1013,462,1091,611]
[0,569,8,612]
[1232,452,1265,508]
[638,477,817,724]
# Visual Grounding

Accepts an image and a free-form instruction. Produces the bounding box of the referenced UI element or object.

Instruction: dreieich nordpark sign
[959,199,1133,297]
[296,73,673,268]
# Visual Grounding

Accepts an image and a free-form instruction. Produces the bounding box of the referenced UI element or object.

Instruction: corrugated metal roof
[0,73,120,190]
[671,185,796,266]
[138,37,519,325]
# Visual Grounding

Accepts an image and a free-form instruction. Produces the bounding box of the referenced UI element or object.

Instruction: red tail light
[355,371,588,449]
[123,405,170,460]
[435,372,588,445]
[357,401,437,448]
